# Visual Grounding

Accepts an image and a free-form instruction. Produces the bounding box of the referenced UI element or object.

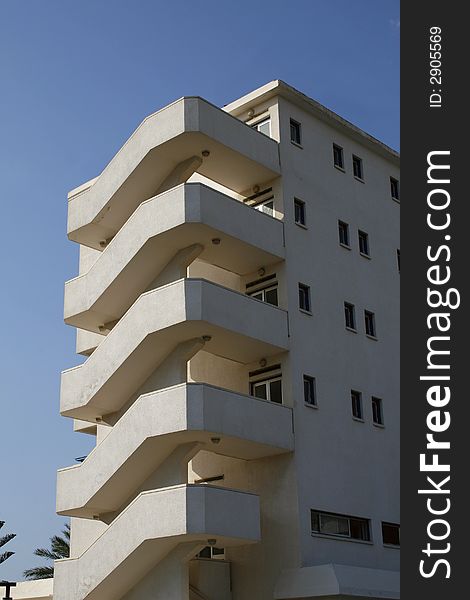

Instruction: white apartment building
[12,80,400,600]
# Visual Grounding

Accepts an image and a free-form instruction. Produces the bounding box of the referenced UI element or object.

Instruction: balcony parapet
[60,278,289,421]
[57,382,293,518]
[64,183,285,332]
[53,484,260,600]
[68,97,280,248]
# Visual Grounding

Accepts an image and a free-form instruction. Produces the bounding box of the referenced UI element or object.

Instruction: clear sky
[0,0,399,582]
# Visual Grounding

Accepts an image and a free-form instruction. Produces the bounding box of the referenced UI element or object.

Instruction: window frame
[351,389,363,421]
[338,220,350,248]
[294,198,307,227]
[303,375,317,407]
[358,230,370,257]
[382,522,400,547]
[252,197,275,217]
[372,396,384,426]
[290,118,302,146]
[352,155,364,181]
[344,302,356,331]
[252,117,271,138]
[250,375,283,405]
[333,143,345,170]
[298,283,312,313]
[390,177,400,201]
[247,283,279,307]
[311,509,371,542]
[364,310,377,338]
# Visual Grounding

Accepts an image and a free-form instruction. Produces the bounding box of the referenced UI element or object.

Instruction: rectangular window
[338,220,350,247]
[358,230,370,256]
[344,302,356,330]
[252,118,271,137]
[352,155,364,180]
[390,177,400,200]
[303,375,316,406]
[397,249,400,273]
[294,198,306,226]
[311,510,371,541]
[253,197,274,216]
[382,522,400,546]
[333,144,344,169]
[298,283,311,312]
[197,546,226,559]
[364,310,376,337]
[351,390,363,420]
[250,376,283,404]
[248,283,278,307]
[290,119,302,145]
[372,397,384,425]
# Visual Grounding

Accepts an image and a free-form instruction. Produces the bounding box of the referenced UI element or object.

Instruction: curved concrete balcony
[60,278,289,421]
[67,97,280,248]
[57,383,294,518]
[65,183,285,333]
[53,484,260,600]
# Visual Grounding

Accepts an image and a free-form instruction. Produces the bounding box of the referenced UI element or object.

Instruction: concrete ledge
[67,97,280,247]
[65,183,285,331]
[54,484,260,600]
[57,382,294,517]
[60,278,289,421]
[5,579,53,599]
[274,564,400,599]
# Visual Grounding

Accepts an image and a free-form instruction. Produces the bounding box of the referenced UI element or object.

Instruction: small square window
[333,144,344,169]
[290,119,302,145]
[382,522,400,546]
[294,198,306,226]
[372,397,384,425]
[364,310,376,337]
[352,155,364,180]
[390,177,400,201]
[351,390,363,420]
[396,249,400,273]
[298,283,311,312]
[358,230,370,256]
[344,302,356,330]
[338,220,350,247]
[303,375,316,406]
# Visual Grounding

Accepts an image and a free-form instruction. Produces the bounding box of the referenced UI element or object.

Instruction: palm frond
[23,565,54,580]
[0,533,16,549]
[0,550,15,565]
[24,522,70,579]
[33,547,61,561]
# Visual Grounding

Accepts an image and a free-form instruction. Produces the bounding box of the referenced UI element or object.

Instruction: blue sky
[0,0,399,582]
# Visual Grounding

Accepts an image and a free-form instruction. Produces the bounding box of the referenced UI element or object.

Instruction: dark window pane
[265,287,278,306]
[253,383,267,400]
[270,379,282,404]
[304,376,315,405]
[382,523,400,546]
[350,518,371,541]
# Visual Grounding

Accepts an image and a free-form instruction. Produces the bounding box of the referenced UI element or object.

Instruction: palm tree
[0,521,16,566]
[23,523,70,580]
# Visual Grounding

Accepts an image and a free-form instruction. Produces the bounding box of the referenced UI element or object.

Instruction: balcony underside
[53,485,260,600]
[67,97,280,249]
[65,183,285,332]
[57,383,293,518]
[60,278,289,421]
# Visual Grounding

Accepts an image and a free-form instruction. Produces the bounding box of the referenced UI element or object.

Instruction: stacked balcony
[55,97,292,599]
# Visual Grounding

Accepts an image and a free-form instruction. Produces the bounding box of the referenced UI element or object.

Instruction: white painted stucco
[49,80,399,600]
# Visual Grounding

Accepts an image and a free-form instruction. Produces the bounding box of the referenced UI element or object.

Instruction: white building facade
[18,81,400,600]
